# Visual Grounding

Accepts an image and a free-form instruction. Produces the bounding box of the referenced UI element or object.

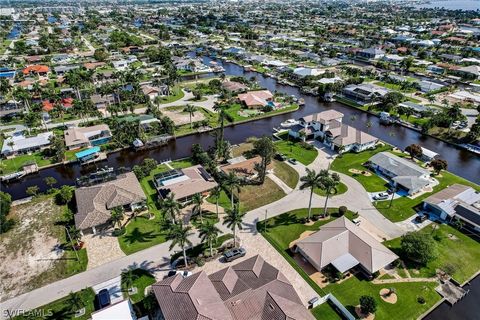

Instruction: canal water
[1,57,479,199]
[424,275,480,320]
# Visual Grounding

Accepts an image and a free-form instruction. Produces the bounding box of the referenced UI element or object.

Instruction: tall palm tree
[223,204,244,247]
[213,102,229,158]
[199,222,220,257]
[299,168,323,221]
[67,291,84,314]
[167,223,193,268]
[121,269,139,293]
[223,172,242,208]
[161,193,181,224]
[111,207,125,228]
[183,104,196,129]
[7,141,16,169]
[210,186,222,218]
[191,193,205,223]
[318,170,341,217]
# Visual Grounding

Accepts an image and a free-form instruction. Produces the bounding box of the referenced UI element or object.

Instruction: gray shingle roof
[370,152,429,178]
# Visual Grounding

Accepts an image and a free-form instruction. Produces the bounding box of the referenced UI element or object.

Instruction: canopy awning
[331,253,359,273]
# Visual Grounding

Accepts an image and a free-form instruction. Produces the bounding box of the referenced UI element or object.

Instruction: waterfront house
[288,110,378,153]
[1,132,53,157]
[220,156,273,179]
[293,67,324,78]
[153,165,218,204]
[237,90,275,109]
[356,48,385,60]
[64,124,112,150]
[342,83,389,104]
[74,172,146,234]
[152,255,314,320]
[423,184,480,233]
[295,217,398,276]
[221,81,248,93]
[369,152,432,195]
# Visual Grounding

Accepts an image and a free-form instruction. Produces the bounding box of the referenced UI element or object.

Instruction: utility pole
[65,226,80,262]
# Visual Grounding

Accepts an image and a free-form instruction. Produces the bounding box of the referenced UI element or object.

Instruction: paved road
[0,145,406,317]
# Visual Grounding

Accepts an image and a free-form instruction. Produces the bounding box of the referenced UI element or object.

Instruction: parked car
[171,256,192,269]
[415,213,429,223]
[373,192,389,200]
[223,247,246,262]
[96,289,111,310]
[275,153,287,161]
[165,270,177,278]
[288,158,298,165]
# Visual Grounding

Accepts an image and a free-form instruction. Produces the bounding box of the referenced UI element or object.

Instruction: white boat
[461,144,480,155]
[280,119,298,128]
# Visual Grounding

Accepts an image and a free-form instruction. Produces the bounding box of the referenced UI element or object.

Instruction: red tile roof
[23,65,50,75]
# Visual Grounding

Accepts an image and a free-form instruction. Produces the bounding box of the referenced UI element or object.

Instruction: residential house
[237,90,275,109]
[141,83,169,100]
[64,124,112,150]
[220,156,273,179]
[152,255,314,320]
[153,165,218,204]
[356,48,385,60]
[457,65,480,79]
[369,152,432,195]
[1,132,53,157]
[221,81,248,93]
[342,83,389,104]
[288,110,378,153]
[418,80,445,93]
[293,67,324,78]
[398,101,438,115]
[296,217,398,276]
[53,64,80,76]
[423,184,480,232]
[74,172,146,234]
[22,65,50,76]
[91,94,116,110]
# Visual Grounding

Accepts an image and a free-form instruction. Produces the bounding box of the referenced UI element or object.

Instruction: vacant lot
[0,196,87,301]
[163,106,206,126]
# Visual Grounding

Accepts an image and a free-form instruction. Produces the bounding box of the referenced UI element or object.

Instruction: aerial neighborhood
[0,1,479,320]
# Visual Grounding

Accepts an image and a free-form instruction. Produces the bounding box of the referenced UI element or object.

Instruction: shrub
[339,206,348,216]
[359,295,377,314]
[400,232,438,265]
[417,296,426,304]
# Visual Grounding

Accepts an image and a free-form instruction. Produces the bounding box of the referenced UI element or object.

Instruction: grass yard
[122,269,156,304]
[330,145,392,192]
[169,158,194,169]
[275,140,318,165]
[375,170,480,222]
[0,151,54,174]
[314,182,348,197]
[171,234,233,262]
[260,208,442,320]
[206,177,287,212]
[118,214,168,255]
[231,142,254,157]
[311,301,343,320]
[224,103,299,123]
[157,86,185,104]
[13,288,96,320]
[272,159,299,189]
[384,223,480,284]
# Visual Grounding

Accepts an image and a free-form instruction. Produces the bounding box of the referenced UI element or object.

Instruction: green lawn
[169,158,194,169]
[260,208,442,320]
[157,86,185,104]
[122,269,156,304]
[224,103,299,123]
[384,223,480,284]
[314,182,348,197]
[272,160,299,189]
[0,152,54,174]
[13,288,96,320]
[330,145,392,192]
[206,177,286,212]
[311,301,343,320]
[275,140,318,166]
[375,170,480,222]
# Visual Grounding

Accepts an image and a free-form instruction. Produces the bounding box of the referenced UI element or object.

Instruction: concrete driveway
[92,276,124,305]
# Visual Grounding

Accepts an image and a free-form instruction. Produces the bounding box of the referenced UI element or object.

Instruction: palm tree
[191,193,205,223]
[318,170,341,217]
[223,172,242,208]
[162,193,181,224]
[183,104,196,129]
[111,207,125,228]
[299,168,323,221]
[223,204,244,247]
[213,102,229,158]
[199,222,221,257]
[167,223,193,268]
[6,141,16,169]
[121,269,139,293]
[67,291,84,314]
[210,186,222,218]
